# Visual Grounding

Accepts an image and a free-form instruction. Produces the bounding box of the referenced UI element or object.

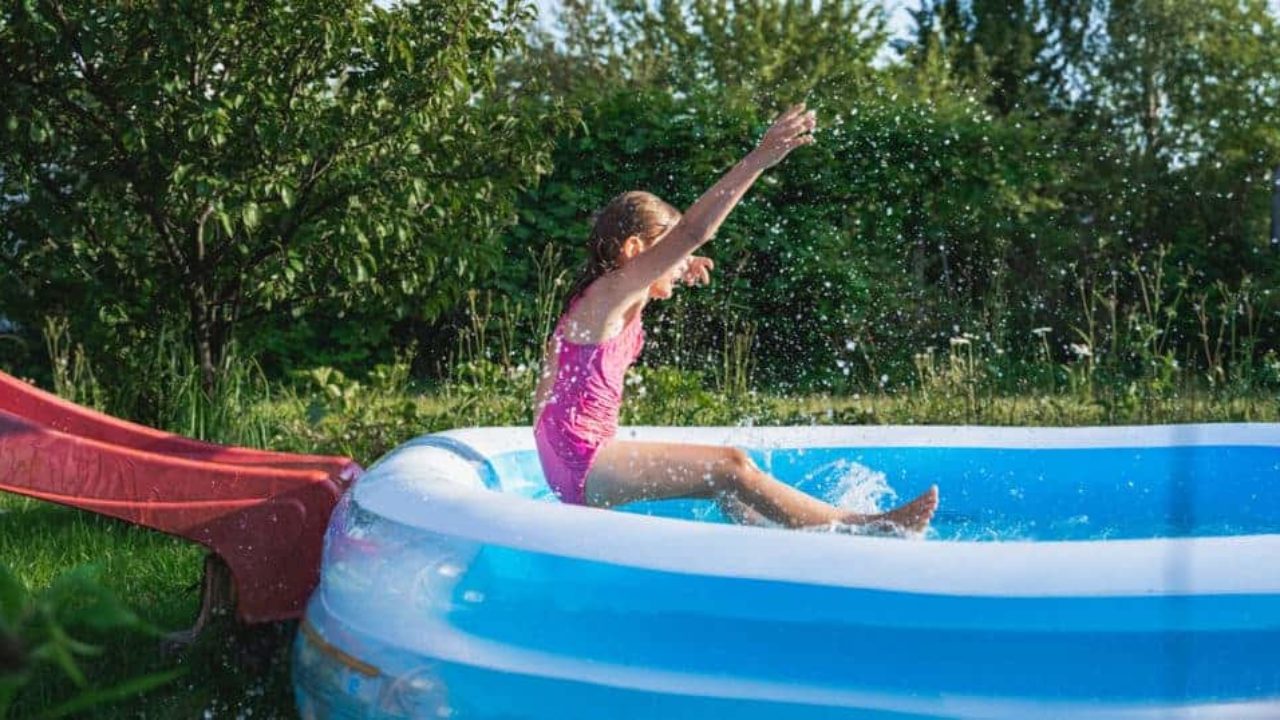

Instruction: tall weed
[41,321,272,448]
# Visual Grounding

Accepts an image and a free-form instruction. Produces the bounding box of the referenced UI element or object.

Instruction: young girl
[533,103,938,532]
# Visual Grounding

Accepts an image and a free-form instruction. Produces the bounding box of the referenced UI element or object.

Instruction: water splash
[804,459,926,539]
[814,458,898,515]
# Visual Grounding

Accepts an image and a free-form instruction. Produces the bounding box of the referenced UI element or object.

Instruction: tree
[910,0,1069,115]
[1,0,566,390]
[1071,0,1280,272]
[911,0,1280,266]
[529,0,888,104]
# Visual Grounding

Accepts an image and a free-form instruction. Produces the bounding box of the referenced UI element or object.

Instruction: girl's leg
[720,495,772,526]
[584,440,937,531]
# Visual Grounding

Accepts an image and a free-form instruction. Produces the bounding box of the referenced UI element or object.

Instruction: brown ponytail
[560,190,681,317]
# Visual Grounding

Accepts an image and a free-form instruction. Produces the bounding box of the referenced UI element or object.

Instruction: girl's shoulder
[557,287,644,345]
[581,273,649,314]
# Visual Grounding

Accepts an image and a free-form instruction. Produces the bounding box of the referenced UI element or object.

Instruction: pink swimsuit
[534,297,645,505]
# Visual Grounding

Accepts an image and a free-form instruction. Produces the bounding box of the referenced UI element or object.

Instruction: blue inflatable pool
[293,424,1280,719]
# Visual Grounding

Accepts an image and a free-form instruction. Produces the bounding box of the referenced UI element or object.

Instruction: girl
[533,103,938,532]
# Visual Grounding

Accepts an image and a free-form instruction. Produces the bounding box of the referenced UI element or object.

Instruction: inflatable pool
[293,424,1280,719]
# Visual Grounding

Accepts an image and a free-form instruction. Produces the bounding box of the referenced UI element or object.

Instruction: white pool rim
[351,423,1280,599]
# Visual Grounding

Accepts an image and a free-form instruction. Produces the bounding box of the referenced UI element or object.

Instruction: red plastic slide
[0,371,362,625]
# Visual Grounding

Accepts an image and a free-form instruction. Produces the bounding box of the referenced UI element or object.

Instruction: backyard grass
[2,383,1277,718]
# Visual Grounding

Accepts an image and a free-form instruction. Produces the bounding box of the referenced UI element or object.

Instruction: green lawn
[1,493,299,719]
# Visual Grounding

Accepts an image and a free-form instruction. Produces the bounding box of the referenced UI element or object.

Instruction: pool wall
[294,424,1280,719]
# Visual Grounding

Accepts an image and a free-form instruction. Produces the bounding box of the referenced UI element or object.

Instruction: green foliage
[912,0,1280,278]
[41,317,276,445]
[496,75,1065,389]
[0,564,182,718]
[620,365,778,425]
[617,0,887,101]
[910,0,1082,114]
[529,0,887,101]
[279,359,438,460]
[0,0,568,387]
[3,0,1278,403]
[487,0,1278,394]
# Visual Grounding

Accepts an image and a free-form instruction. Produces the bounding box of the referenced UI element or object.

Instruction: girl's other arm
[611,104,817,295]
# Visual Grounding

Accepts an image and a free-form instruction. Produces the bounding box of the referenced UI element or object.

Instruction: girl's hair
[561,190,681,313]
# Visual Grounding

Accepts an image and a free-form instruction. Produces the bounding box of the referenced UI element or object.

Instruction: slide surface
[0,371,362,623]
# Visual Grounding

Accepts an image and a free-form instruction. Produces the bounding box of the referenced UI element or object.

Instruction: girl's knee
[727,446,754,468]
[718,447,755,485]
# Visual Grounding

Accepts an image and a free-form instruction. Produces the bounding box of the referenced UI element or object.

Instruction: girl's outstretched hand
[676,255,714,287]
[749,103,817,170]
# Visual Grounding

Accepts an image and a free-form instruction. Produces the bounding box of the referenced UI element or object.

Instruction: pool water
[490,445,1280,540]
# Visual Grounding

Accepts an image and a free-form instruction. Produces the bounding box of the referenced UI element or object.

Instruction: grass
[3,369,1277,717]
[0,494,295,719]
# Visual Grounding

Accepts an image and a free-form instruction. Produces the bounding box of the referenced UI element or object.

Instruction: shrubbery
[2,0,1277,415]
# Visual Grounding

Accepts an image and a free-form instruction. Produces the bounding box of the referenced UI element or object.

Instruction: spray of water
[810,459,925,539]
[817,458,898,514]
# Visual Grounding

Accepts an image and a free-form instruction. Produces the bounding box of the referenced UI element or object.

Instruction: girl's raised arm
[610,103,817,296]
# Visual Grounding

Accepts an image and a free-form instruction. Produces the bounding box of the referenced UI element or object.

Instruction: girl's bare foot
[840,485,938,534]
